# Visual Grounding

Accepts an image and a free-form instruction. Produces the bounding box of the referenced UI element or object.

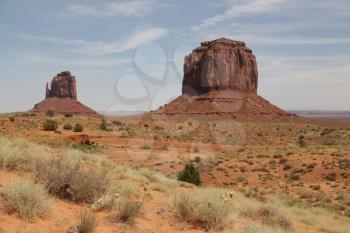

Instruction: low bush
[75,211,98,233]
[74,123,84,132]
[34,156,108,203]
[245,205,293,231]
[178,164,202,186]
[99,119,111,131]
[63,123,73,130]
[173,189,232,230]
[43,119,58,131]
[8,116,15,122]
[3,178,49,220]
[0,137,42,171]
[115,199,142,225]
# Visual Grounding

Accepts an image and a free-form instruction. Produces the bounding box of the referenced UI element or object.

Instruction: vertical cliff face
[46,71,77,99]
[32,71,99,117]
[182,38,258,95]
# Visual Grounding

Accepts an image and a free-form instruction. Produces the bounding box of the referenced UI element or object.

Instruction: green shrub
[34,156,108,203]
[46,110,54,117]
[63,123,73,130]
[3,178,49,220]
[173,189,232,230]
[99,119,111,131]
[178,164,202,186]
[116,199,142,225]
[8,116,15,122]
[43,119,58,131]
[74,123,84,132]
[75,211,98,233]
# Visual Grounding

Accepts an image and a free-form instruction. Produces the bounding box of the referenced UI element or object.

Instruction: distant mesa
[32,71,100,117]
[153,38,295,120]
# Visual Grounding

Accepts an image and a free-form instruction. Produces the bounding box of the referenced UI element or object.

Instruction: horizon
[1,0,350,113]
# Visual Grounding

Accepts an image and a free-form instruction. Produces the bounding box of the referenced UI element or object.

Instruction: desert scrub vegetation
[75,211,98,233]
[3,178,50,221]
[34,156,108,203]
[74,123,84,132]
[173,188,233,230]
[244,205,293,231]
[177,163,202,186]
[63,123,73,130]
[0,137,43,171]
[43,118,59,131]
[115,199,142,225]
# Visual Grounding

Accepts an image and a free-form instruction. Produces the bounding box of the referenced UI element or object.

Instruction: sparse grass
[3,178,49,221]
[75,211,98,233]
[0,137,43,171]
[34,156,108,203]
[115,199,142,225]
[173,188,233,230]
[245,205,293,231]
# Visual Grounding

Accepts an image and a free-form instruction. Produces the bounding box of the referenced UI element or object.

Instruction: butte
[153,38,296,120]
[32,71,100,117]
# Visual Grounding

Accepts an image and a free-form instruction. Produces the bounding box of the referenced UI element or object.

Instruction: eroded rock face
[182,38,258,95]
[46,71,77,99]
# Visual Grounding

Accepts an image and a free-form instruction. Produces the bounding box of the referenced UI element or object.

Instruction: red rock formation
[183,38,258,95]
[32,71,100,117]
[46,71,77,99]
[153,38,295,120]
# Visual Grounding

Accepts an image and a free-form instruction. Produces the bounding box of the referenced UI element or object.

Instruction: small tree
[74,123,84,132]
[177,164,201,186]
[43,119,58,131]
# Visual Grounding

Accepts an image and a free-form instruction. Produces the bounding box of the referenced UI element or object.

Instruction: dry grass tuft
[3,178,50,221]
[173,188,233,230]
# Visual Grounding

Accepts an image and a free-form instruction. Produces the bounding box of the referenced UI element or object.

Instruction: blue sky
[0,0,350,113]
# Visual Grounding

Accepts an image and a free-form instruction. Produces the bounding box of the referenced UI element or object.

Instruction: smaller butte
[32,71,100,117]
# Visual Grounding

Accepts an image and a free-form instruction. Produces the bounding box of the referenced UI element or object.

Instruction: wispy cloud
[191,0,284,31]
[13,27,168,55]
[66,0,164,18]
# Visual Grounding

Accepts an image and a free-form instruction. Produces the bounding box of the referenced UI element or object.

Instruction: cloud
[12,27,168,55]
[66,0,163,18]
[191,0,284,31]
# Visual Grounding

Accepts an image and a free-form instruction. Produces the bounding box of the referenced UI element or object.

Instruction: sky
[0,0,350,114]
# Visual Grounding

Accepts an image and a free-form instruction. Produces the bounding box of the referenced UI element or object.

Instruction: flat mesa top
[200,37,246,47]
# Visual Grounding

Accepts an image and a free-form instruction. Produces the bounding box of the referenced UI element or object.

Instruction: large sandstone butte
[32,71,100,116]
[153,38,294,120]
